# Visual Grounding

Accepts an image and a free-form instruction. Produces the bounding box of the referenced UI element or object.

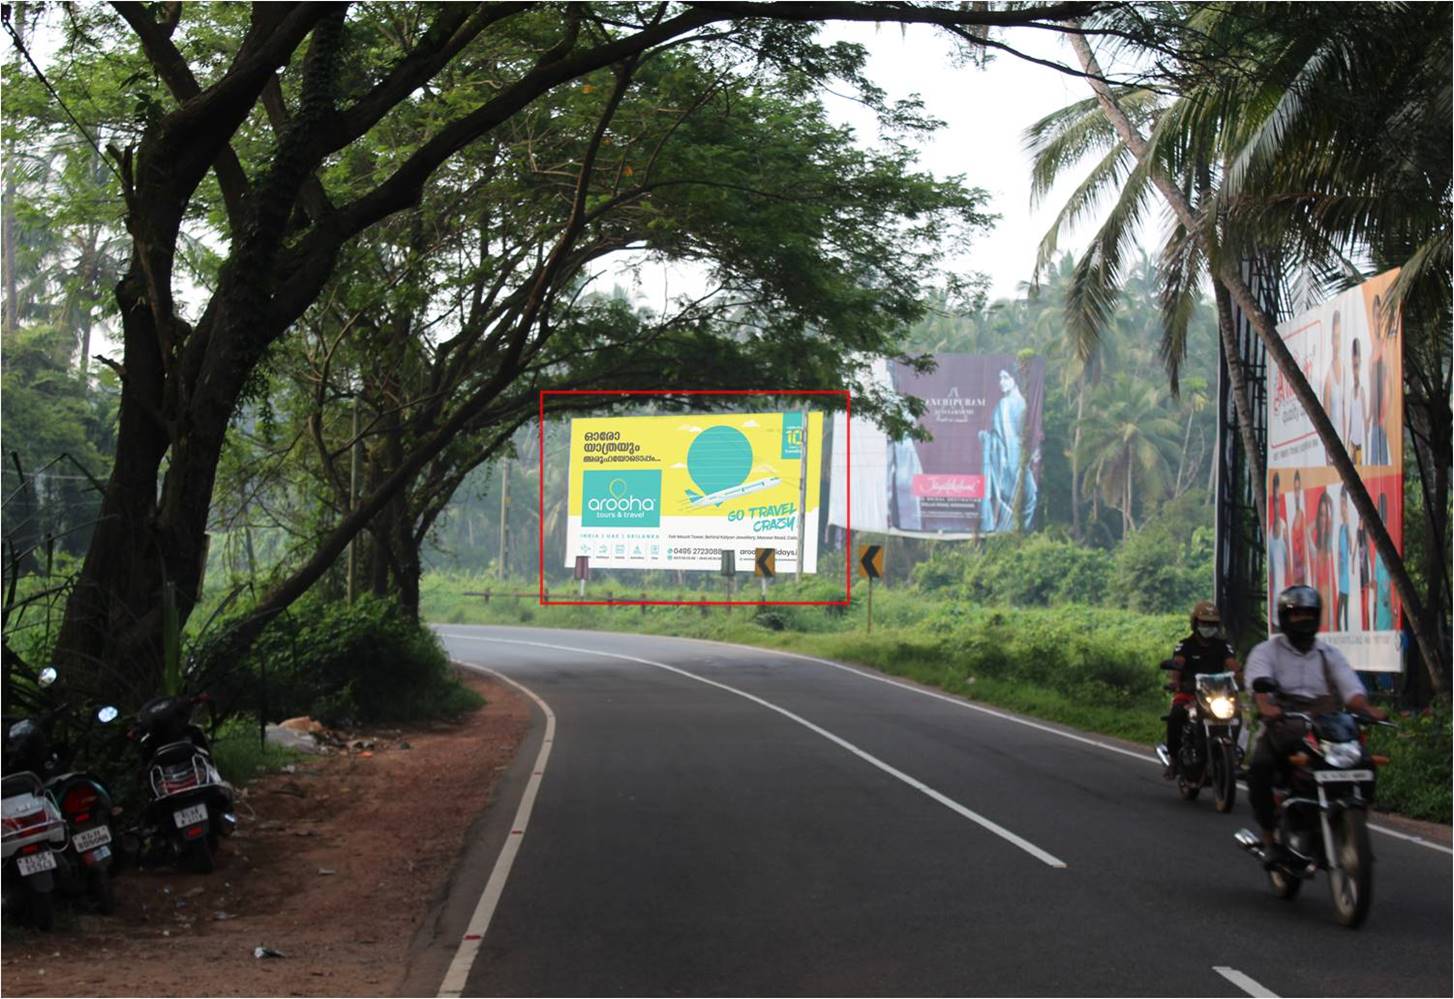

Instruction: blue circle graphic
[686,427,753,495]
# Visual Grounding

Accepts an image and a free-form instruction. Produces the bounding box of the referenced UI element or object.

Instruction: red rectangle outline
[538,389,851,606]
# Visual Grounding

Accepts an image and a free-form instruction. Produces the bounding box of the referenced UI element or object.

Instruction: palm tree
[1074,375,1181,536]
[1030,5,1449,690]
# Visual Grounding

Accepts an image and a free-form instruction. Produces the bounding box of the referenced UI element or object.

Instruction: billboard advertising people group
[566,412,823,572]
[828,354,1045,537]
[1266,270,1403,672]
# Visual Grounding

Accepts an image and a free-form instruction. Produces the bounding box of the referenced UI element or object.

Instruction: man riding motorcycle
[1163,600,1240,779]
[1245,585,1387,865]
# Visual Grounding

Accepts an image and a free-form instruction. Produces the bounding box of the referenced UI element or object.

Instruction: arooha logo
[582,470,661,527]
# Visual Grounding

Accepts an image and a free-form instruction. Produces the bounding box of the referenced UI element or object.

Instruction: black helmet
[1276,585,1321,650]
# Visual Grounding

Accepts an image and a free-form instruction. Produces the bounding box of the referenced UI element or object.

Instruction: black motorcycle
[1157,664,1243,813]
[46,703,123,914]
[129,693,237,873]
[1235,677,1393,928]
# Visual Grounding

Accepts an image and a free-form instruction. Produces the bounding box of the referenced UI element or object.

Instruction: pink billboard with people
[1266,271,1403,671]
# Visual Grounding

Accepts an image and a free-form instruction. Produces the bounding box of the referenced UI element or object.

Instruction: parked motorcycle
[129,693,237,873]
[1156,664,1243,812]
[46,704,123,914]
[3,669,69,928]
[2,724,69,928]
[1235,677,1393,928]
[2,668,124,928]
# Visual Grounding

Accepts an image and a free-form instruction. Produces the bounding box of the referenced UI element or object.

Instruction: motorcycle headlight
[1208,696,1236,720]
[1322,740,1364,769]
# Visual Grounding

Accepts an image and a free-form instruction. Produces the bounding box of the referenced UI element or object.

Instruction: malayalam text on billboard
[565,412,823,572]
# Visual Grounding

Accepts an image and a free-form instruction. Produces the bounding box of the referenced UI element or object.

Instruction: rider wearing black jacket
[1164,600,1240,779]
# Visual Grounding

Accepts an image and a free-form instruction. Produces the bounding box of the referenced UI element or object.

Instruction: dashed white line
[441,632,1068,870]
[437,663,556,998]
[1213,965,1280,997]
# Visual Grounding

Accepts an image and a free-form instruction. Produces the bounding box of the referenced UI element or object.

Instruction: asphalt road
[424,624,1452,998]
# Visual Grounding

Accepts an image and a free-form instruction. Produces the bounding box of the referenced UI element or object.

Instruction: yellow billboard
[566,412,823,572]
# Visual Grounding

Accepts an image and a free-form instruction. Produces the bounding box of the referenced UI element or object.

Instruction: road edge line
[436,663,557,998]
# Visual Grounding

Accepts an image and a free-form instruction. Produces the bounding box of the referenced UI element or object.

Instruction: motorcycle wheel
[1213,742,1237,813]
[1328,809,1373,928]
[182,838,215,874]
[26,887,54,931]
[88,867,117,915]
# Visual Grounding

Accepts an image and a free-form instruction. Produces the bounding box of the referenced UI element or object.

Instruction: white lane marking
[437,663,556,998]
[441,633,1068,869]
[600,631,1454,857]
[1362,821,1454,854]
[1213,965,1280,997]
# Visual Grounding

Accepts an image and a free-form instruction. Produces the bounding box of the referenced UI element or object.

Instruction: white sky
[820,21,1097,301]
[607,22,1149,310]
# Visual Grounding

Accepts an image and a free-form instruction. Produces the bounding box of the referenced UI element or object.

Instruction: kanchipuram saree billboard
[829,354,1045,537]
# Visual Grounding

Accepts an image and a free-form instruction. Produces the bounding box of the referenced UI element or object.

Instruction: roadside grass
[423,573,1170,745]
[210,718,306,783]
[424,571,1451,824]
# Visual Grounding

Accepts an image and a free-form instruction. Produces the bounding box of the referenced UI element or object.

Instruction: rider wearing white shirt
[1244,585,1386,864]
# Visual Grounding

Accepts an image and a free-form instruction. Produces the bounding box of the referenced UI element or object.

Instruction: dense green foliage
[206,593,481,728]
[1369,700,1454,824]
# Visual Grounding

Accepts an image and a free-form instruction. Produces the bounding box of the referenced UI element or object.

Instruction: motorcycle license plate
[173,804,208,828]
[1314,769,1374,783]
[16,851,57,876]
[72,825,112,852]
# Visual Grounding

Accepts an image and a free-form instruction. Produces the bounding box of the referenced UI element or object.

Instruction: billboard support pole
[1217,255,1273,649]
[796,408,809,586]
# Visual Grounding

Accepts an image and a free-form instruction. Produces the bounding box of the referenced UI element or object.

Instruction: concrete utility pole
[498,460,509,580]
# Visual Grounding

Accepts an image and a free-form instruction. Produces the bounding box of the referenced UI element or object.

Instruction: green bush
[1109,496,1216,614]
[1370,698,1452,823]
[237,593,483,726]
[914,533,1114,607]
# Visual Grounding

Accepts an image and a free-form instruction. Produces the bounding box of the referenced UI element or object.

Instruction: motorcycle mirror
[38,667,58,687]
[97,706,120,724]
[1251,677,1277,694]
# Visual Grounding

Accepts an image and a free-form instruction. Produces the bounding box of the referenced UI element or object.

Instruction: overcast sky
[609,21,1156,312]
[819,22,1098,301]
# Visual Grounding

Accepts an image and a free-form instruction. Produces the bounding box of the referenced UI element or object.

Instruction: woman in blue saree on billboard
[979,368,1038,533]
